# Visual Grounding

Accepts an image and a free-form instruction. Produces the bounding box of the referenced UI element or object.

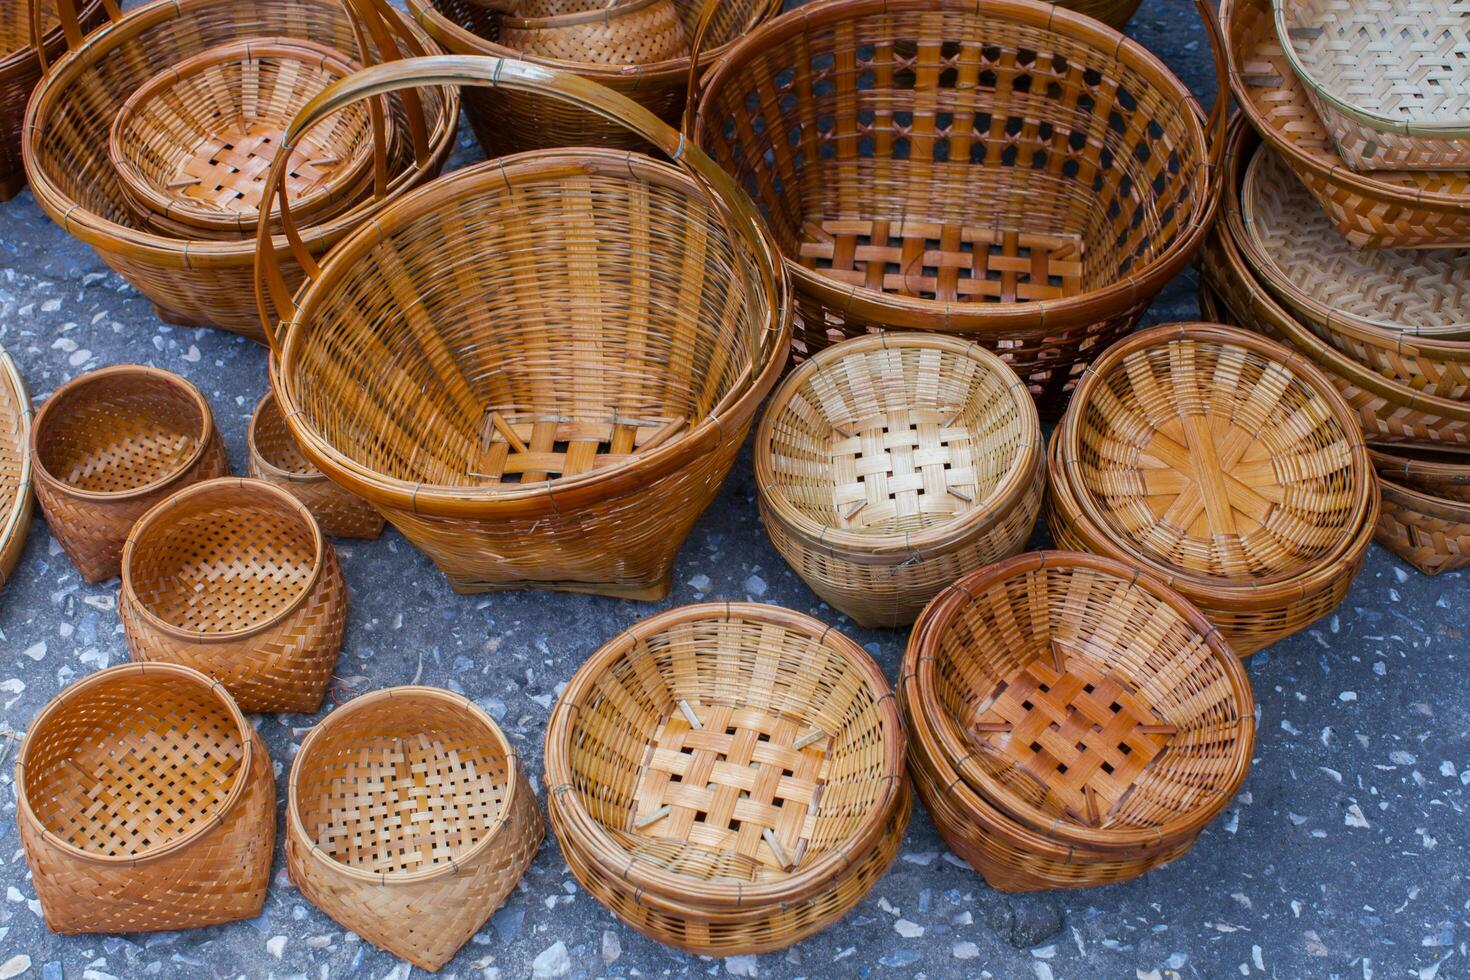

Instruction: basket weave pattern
[500,0,689,64]
[1374,477,1470,575]
[0,349,33,586]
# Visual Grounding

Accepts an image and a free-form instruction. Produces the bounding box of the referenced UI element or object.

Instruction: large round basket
[15,662,275,934]
[754,332,1043,628]
[287,687,543,972]
[0,348,33,590]
[544,602,908,955]
[23,0,458,341]
[692,0,1226,417]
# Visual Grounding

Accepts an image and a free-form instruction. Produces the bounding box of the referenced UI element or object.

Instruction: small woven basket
[1368,446,1470,575]
[287,687,542,972]
[754,333,1043,628]
[108,37,384,239]
[1273,0,1470,171]
[15,662,275,934]
[120,478,346,713]
[544,602,907,955]
[499,0,688,65]
[1369,444,1470,500]
[248,391,384,539]
[30,365,228,583]
[0,348,34,590]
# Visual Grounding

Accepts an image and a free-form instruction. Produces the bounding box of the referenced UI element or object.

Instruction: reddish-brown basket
[29,365,228,583]
[15,662,275,934]
[120,478,347,713]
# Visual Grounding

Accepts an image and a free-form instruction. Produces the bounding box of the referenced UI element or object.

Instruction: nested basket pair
[1046,321,1379,657]
[755,333,1043,628]
[900,552,1256,892]
[545,603,908,955]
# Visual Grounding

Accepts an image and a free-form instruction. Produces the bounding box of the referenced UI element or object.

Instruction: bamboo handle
[1193,0,1231,177]
[29,0,120,76]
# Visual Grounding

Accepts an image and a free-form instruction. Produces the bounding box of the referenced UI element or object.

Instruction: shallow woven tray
[0,348,33,589]
[1273,0,1470,170]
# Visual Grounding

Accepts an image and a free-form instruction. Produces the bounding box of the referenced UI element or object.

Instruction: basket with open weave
[544,602,908,955]
[15,662,275,933]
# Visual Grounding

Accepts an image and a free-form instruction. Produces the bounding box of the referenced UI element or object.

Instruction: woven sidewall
[0,350,33,588]
[501,0,689,65]
[249,393,384,540]
[1373,479,1470,576]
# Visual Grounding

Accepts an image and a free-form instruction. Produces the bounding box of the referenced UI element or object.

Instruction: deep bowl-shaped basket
[544,602,907,955]
[29,365,228,583]
[287,687,543,972]
[0,348,33,590]
[15,662,275,933]
[692,0,1224,416]
[120,478,346,713]
[755,333,1043,628]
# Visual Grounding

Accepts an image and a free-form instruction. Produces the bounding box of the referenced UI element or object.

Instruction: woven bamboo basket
[1046,322,1379,657]
[257,56,790,599]
[1369,444,1470,500]
[754,333,1043,628]
[15,662,275,934]
[1200,118,1470,448]
[120,478,346,713]
[0,349,33,590]
[1373,477,1470,576]
[249,391,384,539]
[1272,0,1470,171]
[287,687,542,972]
[108,37,385,239]
[30,365,228,583]
[1225,0,1470,248]
[544,602,907,955]
[692,0,1226,417]
[499,0,689,65]
[22,0,458,341]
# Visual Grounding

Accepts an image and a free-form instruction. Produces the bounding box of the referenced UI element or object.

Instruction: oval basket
[499,0,688,65]
[692,0,1226,417]
[15,662,275,934]
[0,348,33,590]
[30,365,228,583]
[23,0,458,341]
[287,687,543,972]
[544,602,908,955]
[754,333,1043,628]
[257,57,790,599]
[1047,321,1379,657]
[249,391,384,539]
[1224,0,1470,248]
[120,478,346,713]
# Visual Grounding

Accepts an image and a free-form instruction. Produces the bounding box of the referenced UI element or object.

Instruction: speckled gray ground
[0,2,1466,978]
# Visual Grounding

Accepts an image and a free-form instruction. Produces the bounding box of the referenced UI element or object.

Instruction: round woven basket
[544,602,907,955]
[499,0,688,65]
[29,365,228,583]
[23,0,459,341]
[1047,321,1378,657]
[15,662,275,934]
[108,37,385,239]
[754,333,1043,628]
[248,391,384,539]
[287,687,543,972]
[0,348,33,590]
[120,478,346,713]
[1224,0,1470,249]
[1367,446,1470,576]
[692,0,1226,417]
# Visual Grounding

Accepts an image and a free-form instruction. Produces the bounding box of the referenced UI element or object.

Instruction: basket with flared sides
[754,333,1043,629]
[23,0,458,341]
[120,478,346,713]
[287,687,542,973]
[1367,446,1470,576]
[15,662,275,934]
[498,0,688,65]
[1046,321,1378,657]
[249,391,384,539]
[257,56,790,599]
[1199,117,1470,449]
[108,37,387,239]
[544,602,907,955]
[1272,0,1470,171]
[1225,0,1470,248]
[29,365,228,583]
[692,0,1227,417]
[0,349,33,589]
[899,551,1255,892]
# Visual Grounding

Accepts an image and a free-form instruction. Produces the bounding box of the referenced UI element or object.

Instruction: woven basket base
[151,303,209,329]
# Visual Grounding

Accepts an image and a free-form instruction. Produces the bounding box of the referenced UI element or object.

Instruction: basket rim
[499,0,667,30]
[1055,320,1376,591]
[248,391,329,487]
[120,477,328,643]
[692,0,1218,333]
[286,684,525,885]
[1378,473,1470,522]
[21,0,460,267]
[902,549,1255,852]
[13,661,257,867]
[28,364,217,503]
[1270,0,1470,139]
[1368,444,1470,484]
[272,147,790,519]
[543,601,906,910]
[0,0,104,77]
[753,332,1043,556]
[0,349,34,585]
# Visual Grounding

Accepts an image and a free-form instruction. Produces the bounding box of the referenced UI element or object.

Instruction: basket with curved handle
[27,0,120,75]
